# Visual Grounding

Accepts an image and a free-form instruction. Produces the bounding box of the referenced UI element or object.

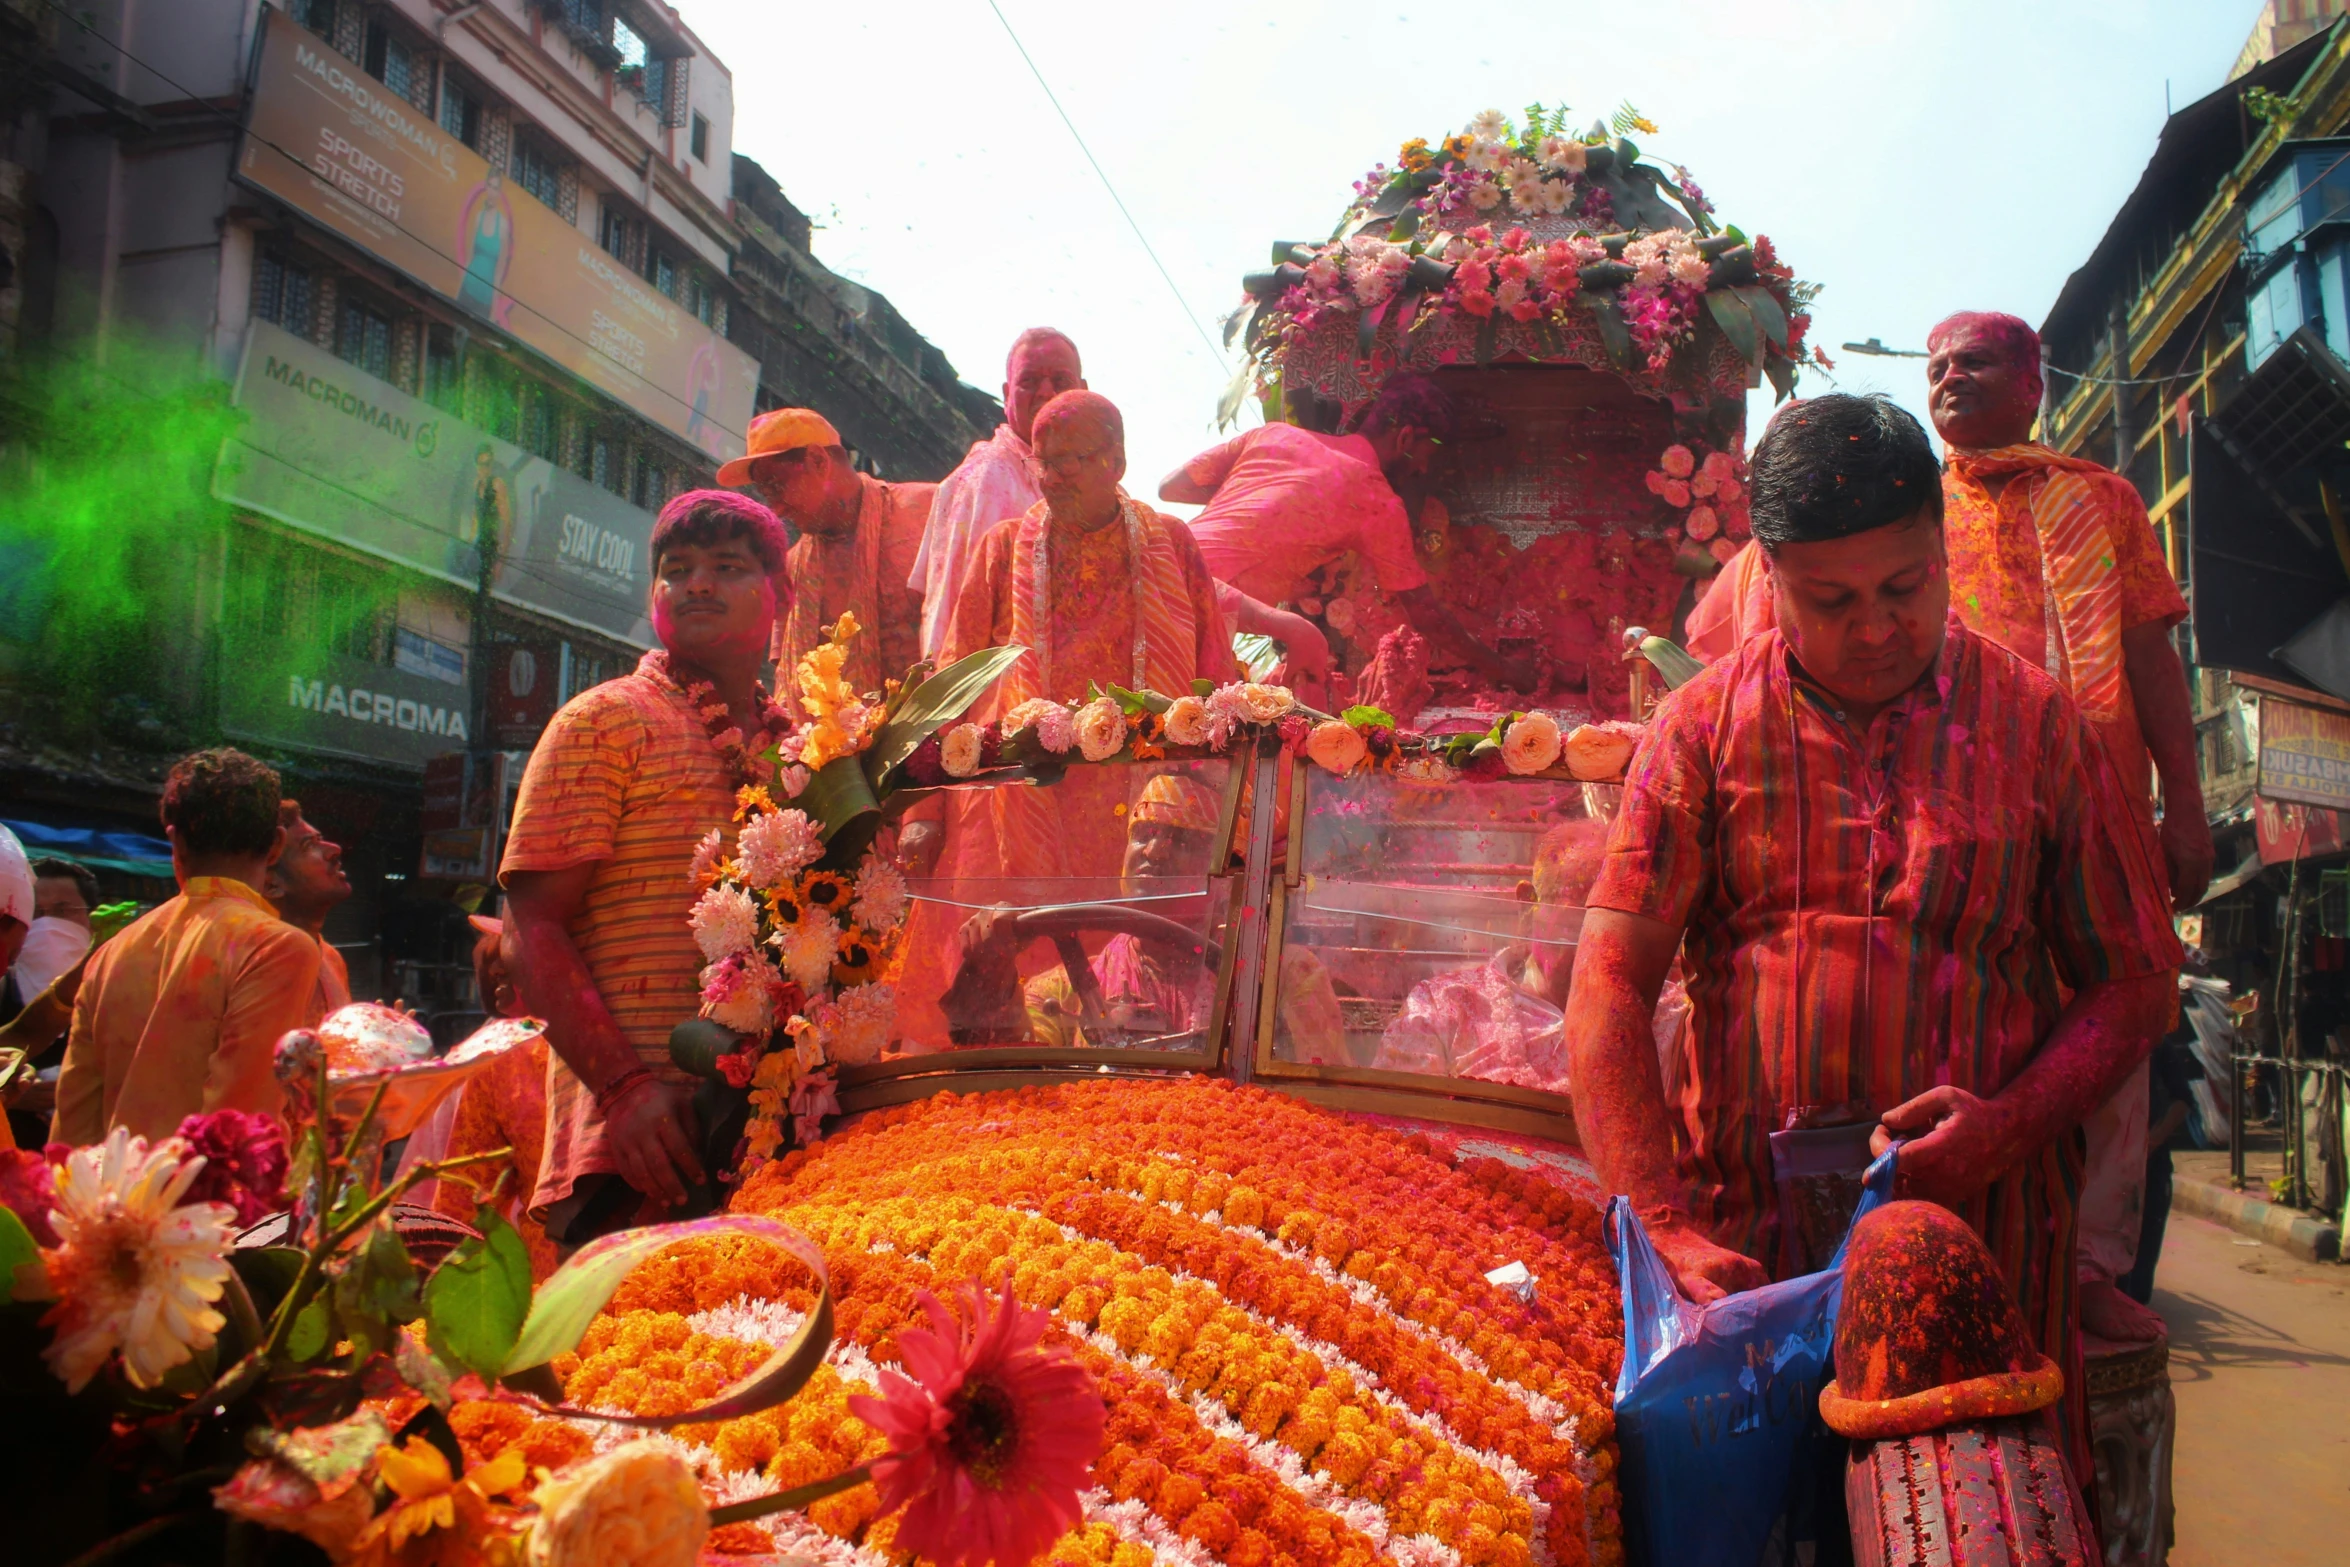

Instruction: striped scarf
[1001,492,1203,704]
[1945,442,2126,724]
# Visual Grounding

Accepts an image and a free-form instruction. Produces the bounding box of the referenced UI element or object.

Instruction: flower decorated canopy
[1230,103,1824,414]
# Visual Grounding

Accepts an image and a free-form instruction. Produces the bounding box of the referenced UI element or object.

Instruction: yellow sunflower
[797,870,852,915]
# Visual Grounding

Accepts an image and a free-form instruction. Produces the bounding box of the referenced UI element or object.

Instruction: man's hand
[1871,1086,2018,1208]
[2161,809,2214,912]
[601,1076,705,1208]
[1649,1221,1770,1304]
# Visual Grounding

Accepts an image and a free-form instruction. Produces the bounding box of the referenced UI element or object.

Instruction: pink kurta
[1179,425,1428,604]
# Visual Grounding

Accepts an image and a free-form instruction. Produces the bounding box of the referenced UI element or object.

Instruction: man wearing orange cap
[720,409,930,703]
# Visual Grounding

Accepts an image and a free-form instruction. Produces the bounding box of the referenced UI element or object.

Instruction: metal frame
[831,741,1587,1148]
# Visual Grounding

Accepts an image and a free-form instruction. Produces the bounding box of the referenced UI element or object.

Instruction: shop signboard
[235,7,757,461]
[215,320,656,646]
[488,643,560,747]
[2255,796,2347,865]
[221,641,473,770]
[2256,694,2350,812]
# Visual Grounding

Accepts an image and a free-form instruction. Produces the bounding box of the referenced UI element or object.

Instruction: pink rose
[1685,506,1720,542]
[1661,478,1691,508]
[1660,444,1696,479]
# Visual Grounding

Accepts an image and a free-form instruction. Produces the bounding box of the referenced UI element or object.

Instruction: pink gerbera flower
[848,1282,1105,1567]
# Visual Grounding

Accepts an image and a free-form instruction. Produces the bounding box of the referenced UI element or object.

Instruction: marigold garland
[561,1079,1624,1567]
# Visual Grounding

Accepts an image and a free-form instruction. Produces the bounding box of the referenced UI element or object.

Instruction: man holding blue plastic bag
[1565,395,2181,1513]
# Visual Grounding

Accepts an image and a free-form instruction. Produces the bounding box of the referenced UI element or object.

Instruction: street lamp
[1841,337,1928,358]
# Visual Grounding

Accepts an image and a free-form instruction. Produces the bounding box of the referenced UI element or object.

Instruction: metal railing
[2228,1050,2349,1226]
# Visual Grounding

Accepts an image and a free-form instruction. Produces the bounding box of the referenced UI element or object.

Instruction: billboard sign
[235,7,758,462]
[216,320,656,646]
[222,642,474,769]
[2257,694,2350,812]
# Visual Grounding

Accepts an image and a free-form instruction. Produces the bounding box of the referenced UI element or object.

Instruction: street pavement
[2155,1210,2350,1562]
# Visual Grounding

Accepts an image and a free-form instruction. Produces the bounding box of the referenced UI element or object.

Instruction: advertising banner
[222,641,475,770]
[2255,797,2346,865]
[488,642,560,747]
[215,320,656,646]
[2257,694,2350,812]
[235,7,758,462]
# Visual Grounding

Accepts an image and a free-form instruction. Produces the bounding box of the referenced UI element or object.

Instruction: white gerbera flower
[734,809,823,891]
[1468,181,1504,211]
[779,910,841,993]
[1537,179,1574,216]
[688,883,759,962]
[1465,140,1510,174]
[1468,108,1511,142]
[40,1129,236,1392]
[1539,135,1588,175]
[851,854,910,932]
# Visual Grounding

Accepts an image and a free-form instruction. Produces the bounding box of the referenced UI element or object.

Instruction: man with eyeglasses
[720,408,931,709]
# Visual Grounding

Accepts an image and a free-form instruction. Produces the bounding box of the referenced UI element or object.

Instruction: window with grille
[691,112,709,163]
[424,326,461,412]
[685,274,714,326]
[649,250,678,300]
[290,0,339,42]
[519,383,556,462]
[439,76,482,149]
[510,137,563,210]
[234,534,294,641]
[254,253,317,338]
[336,299,393,380]
[596,201,643,268]
[631,455,666,510]
[471,360,518,443]
[363,21,428,110]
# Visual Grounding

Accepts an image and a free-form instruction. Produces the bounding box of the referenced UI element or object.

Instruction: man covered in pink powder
[1162,374,1535,692]
[913,327,1334,699]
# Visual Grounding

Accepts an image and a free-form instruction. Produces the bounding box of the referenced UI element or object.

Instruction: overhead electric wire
[981,0,1227,370]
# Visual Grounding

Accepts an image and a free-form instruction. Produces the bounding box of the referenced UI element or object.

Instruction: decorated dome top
[1232,105,1826,410]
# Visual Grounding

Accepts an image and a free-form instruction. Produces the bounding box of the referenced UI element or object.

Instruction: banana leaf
[1359,295,1383,361]
[864,645,1027,788]
[1765,352,1799,404]
[1733,285,1790,351]
[1638,635,1706,691]
[503,1215,835,1428]
[1387,208,1421,243]
[1221,299,1257,351]
[1217,355,1258,431]
[1705,289,1760,365]
[1578,291,1634,371]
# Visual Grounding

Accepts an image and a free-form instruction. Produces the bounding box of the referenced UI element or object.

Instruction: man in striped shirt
[1566,395,2180,1482]
[501,490,791,1244]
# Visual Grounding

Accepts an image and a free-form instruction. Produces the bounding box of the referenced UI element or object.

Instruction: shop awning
[2,818,173,879]
[2197,854,2267,908]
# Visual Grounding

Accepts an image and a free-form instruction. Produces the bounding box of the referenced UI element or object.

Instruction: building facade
[0,0,994,1018]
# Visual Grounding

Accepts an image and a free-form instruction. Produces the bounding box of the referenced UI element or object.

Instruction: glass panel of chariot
[893,755,1237,1056]
[1272,770,1679,1096]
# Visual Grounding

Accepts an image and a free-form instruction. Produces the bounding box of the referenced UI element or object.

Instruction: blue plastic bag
[1606,1147,1897,1567]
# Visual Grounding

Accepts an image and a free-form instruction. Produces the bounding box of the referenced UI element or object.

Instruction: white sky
[687,0,2265,494]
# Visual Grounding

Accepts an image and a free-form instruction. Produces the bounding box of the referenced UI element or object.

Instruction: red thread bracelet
[593,1066,656,1113]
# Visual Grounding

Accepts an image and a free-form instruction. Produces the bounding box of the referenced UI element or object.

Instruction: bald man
[910,328,1085,659]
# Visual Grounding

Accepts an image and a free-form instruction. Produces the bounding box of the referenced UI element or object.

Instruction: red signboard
[2255,796,2347,865]
[489,644,558,748]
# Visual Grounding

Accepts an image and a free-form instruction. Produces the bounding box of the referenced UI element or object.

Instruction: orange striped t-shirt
[499,653,736,1211]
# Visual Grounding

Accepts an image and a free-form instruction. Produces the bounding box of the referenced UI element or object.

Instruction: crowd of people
[0,309,2213,1505]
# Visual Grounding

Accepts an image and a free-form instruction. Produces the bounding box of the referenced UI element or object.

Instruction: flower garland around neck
[650,650,795,789]
[1032,492,1151,698]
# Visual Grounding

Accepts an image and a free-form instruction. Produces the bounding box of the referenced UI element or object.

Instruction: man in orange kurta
[722,407,930,705]
[53,749,323,1144]
[1927,310,2206,1344]
[894,390,1237,1049]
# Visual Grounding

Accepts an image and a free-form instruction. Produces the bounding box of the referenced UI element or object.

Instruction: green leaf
[286,1296,333,1363]
[801,753,880,847]
[1733,285,1789,351]
[503,1215,837,1429]
[1577,292,1635,371]
[1765,352,1799,403]
[1704,289,1760,364]
[395,1333,457,1409]
[1474,309,1500,367]
[1358,298,1381,361]
[1192,678,1214,699]
[250,1408,390,1487]
[230,1245,307,1322]
[0,1205,39,1302]
[864,644,1028,789]
[1340,704,1396,729]
[1638,635,1707,691]
[1386,209,1420,243]
[423,1210,534,1378]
